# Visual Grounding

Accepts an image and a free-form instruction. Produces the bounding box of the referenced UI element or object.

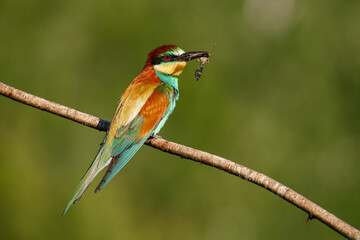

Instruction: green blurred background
[1,0,359,239]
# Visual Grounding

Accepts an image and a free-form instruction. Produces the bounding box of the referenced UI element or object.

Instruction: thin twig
[1,81,359,240]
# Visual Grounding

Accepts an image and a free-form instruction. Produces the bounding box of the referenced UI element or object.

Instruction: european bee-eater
[63,45,210,216]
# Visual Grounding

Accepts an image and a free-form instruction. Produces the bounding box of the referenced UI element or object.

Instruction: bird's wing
[101,81,160,154]
[95,89,170,192]
[62,81,160,216]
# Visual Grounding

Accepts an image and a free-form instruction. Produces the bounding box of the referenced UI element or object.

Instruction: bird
[62,45,210,216]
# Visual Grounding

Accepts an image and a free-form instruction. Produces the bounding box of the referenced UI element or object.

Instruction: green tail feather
[62,146,110,216]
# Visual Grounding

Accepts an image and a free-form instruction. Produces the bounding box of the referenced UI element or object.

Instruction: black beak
[177,51,211,62]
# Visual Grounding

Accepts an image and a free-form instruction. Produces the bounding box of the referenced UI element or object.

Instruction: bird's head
[146,45,210,77]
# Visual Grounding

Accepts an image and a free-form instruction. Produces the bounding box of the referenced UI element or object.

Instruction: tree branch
[1,81,359,240]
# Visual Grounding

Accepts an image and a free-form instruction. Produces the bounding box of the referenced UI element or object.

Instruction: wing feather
[102,81,159,157]
[95,89,170,192]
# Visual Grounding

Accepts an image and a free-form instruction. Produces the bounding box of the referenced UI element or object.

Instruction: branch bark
[1,81,359,240]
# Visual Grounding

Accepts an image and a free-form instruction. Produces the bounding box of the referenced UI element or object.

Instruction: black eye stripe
[152,57,162,65]
[151,54,177,65]
[163,54,176,62]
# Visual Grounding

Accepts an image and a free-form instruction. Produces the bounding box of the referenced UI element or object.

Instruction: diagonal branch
[1,81,359,240]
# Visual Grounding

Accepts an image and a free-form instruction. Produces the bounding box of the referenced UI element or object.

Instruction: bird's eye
[164,55,171,61]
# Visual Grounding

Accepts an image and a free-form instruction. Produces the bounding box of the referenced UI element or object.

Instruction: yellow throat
[154,61,187,76]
